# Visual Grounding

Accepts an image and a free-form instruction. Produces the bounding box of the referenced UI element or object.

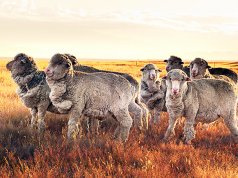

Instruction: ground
[0,59,237,177]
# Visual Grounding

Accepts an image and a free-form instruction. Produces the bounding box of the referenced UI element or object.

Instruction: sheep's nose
[44,68,49,73]
[172,89,178,95]
[150,74,156,80]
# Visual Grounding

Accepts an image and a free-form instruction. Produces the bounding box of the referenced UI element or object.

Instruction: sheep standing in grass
[140,64,166,123]
[65,54,148,130]
[163,69,238,144]
[6,53,53,132]
[45,53,140,142]
[190,58,236,84]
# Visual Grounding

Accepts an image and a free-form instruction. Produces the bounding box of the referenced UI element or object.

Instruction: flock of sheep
[6,54,238,144]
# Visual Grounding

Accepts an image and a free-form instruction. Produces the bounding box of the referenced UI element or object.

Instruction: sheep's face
[6,53,37,77]
[164,56,184,72]
[45,53,72,80]
[140,64,161,81]
[189,58,211,79]
[164,69,190,96]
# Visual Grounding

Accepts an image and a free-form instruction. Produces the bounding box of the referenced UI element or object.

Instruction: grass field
[0,59,238,177]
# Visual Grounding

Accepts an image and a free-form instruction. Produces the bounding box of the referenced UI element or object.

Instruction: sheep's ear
[71,59,78,66]
[140,68,145,72]
[29,57,36,66]
[162,76,167,80]
[207,65,211,69]
[157,69,162,72]
[163,60,168,63]
[186,77,191,81]
[179,61,184,64]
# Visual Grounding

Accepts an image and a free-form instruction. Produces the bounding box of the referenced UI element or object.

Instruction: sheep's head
[140,64,162,81]
[163,69,190,96]
[45,53,74,80]
[164,56,184,72]
[189,58,211,79]
[64,54,78,66]
[6,53,37,77]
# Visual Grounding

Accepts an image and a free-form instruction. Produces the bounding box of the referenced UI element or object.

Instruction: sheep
[189,58,235,84]
[163,69,238,144]
[45,53,141,142]
[140,64,166,123]
[164,56,190,76]
[6,53,53,132]
[65,54,149,130]
[189,58,236,84]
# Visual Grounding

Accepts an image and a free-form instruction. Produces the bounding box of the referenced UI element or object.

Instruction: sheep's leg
[224,109,238,143]
[30,108,38,129]
[37,102,49,134]
[89,118,99,135]
[163,116,178,141]
[150,108,161,124]
[129,102,143,130]
[136,102,149,130]
[183,119,196,144]
[141,104,149,130]
[80,115,90,134]
[113,126,121,140]
[67,109,83,141]
[113,108,133,142]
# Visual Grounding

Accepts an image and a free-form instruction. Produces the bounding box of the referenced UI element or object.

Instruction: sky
[0,0,238,61]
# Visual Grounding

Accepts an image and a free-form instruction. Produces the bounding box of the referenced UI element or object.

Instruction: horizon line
[0,56,237,62]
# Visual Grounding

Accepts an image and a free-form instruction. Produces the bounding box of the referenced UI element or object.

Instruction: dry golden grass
[0,59,238,177]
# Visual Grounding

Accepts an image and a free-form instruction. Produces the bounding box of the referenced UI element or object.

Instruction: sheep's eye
[65,63,70,68]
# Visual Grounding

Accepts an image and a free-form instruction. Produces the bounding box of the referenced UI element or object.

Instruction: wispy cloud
[0,1,238,34]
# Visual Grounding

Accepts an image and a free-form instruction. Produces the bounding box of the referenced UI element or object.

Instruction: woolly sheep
[163,69,238,144]
[45,53,141,142]
[189,58,235,84]
[6,53,53,132]
[65,54,148,130]
[140,64,166,123]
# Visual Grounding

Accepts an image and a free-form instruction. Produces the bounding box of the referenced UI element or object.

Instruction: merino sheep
[164,56,190,76]
[45,53,141,142]
[6,53,54,132]
[189,58,235,84]
[140,64,166,123]
[163,69,238,144]
[65,54,149,130]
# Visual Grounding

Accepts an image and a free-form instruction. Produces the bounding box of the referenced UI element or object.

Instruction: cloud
[0,0,238,34]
